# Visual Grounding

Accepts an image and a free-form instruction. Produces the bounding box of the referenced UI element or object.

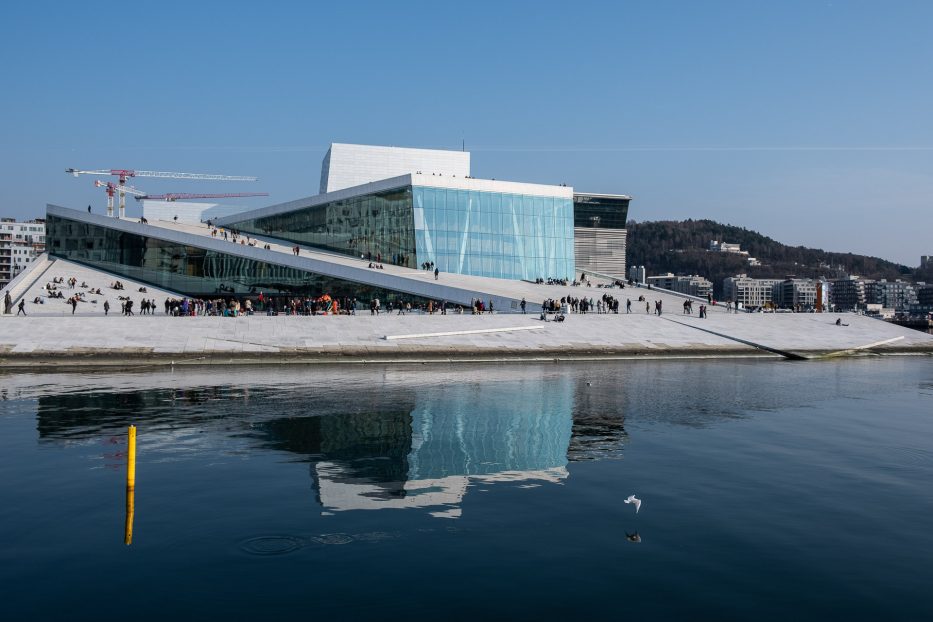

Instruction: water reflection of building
[568,376,628,461]
[32,368,629,518]
[259,377,576,516]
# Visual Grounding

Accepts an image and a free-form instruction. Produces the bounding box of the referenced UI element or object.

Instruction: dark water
[1,358,932,620]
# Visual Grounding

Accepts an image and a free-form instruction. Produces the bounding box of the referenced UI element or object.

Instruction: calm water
[1,358,931,620]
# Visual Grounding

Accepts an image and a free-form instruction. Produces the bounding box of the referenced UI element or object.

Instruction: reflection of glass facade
[227,184,576,281]
[413,187,574,280]
[46,214,426,304]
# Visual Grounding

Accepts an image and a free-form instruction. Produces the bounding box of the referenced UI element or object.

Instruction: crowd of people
[540,294,625,315]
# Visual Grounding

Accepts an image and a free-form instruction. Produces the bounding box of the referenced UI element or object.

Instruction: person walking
[70,297,78,314]
[434,267,439,280]
[626,298,632,314]
[520,297,526,314]
[104,300,110,316]
[17,299,26,315]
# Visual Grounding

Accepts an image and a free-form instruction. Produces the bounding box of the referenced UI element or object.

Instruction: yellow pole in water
[124,425,136,546]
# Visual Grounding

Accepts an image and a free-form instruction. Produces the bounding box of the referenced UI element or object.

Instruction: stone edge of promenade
[0,343,931,369]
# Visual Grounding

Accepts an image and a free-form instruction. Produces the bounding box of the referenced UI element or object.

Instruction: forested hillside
[626,219,914,298]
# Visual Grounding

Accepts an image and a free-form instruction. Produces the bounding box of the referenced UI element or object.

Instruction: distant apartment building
[915,284,933,310]
[646,273,712,298]
[0,218,46,289]
[831,277,871,311]
[774,277,825,310]
[722,274,783,308]
[921,256,931,268]
[867,279,917,310]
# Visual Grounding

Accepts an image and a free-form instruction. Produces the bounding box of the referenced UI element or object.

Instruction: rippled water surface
[1,358,932,620]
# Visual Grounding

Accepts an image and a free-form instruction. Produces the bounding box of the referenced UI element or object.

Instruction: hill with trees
[626,219,915,298]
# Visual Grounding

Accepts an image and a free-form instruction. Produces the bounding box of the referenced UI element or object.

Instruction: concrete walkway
[0,310,929,368]
[5,257,186,317]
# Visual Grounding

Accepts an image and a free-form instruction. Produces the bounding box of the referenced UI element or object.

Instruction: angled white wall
[321,143,470,193]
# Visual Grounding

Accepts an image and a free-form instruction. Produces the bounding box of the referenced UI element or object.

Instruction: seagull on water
[625,531,641,543]
[624,494,642,513]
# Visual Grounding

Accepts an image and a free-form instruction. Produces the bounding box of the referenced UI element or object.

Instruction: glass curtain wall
[45,215,425,305]
[413,187,574,281]
[572,195,630,229]
[228,187,416,267]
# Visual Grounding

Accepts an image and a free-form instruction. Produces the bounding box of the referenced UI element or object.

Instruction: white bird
[624,494,642,513]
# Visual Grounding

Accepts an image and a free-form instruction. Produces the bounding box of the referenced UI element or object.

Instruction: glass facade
[228,186,417,267]
[45,215,428,305]
[572,194,630,229]
[413,187,574,281]
[228,184,576,281]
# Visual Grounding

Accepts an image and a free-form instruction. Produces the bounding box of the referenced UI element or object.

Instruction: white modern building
[0,218,46,288]
[320,143,471,194]
[215,143,631,282]
[722,274,782,308]
[44,143,633,311]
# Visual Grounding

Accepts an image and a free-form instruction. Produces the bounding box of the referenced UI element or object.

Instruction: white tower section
[320,143,471,193]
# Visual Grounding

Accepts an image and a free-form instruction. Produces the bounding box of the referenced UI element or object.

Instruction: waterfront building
[43,143,631,308]
[224,170,577,281]
[831,276,871,311]
[922,256,931,269]
[646,273,712,298]
[918,284,933,307]
[774,277,820,310]
[320,143,470,194]
[0,218,46,289]
[722,274,782,308]
[867,279,918,310]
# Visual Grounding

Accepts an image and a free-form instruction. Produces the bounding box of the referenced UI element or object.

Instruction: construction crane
[135,192,269,202]
[66,168,258,219]
[94,180,145,218]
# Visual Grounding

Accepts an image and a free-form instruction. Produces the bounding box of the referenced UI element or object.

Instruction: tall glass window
[228,187,416,268]
[46,215,430,306]
[413,187,574,280]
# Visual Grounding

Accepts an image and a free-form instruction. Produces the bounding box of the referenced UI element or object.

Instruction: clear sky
[2,0,931,266]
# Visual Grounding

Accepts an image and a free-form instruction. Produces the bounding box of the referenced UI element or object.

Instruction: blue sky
[2,0,931,266]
